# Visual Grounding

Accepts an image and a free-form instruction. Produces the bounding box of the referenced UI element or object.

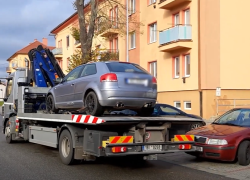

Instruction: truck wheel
[5,120,13,144]
[238,140,250,166]
[59,130,75,165]
[84,91,104,116]
[46,95,58,114]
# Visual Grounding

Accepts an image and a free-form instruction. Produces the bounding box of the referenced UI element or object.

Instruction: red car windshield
[213,109,250,127]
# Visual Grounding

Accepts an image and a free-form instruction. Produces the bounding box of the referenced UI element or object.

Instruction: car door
[53,66,83,108]
[73,64,98,108]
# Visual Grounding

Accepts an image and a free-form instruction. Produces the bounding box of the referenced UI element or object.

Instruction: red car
[186,108,250,166]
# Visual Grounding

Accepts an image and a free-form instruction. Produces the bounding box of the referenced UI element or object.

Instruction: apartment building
[6,38,55,74]
[50,0,250,119]
[50,0,125,74]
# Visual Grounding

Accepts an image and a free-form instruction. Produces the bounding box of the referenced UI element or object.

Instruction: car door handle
[71,83,74,86]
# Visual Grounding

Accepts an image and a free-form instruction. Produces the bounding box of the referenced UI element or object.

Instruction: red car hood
[187,124,248,136]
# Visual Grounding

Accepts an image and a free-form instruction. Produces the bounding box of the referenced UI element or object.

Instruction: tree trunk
[75,0,98,63]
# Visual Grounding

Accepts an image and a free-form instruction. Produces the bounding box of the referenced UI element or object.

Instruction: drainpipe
[198,0,203,117]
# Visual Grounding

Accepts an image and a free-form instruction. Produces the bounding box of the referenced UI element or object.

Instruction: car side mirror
[53,77,63,85]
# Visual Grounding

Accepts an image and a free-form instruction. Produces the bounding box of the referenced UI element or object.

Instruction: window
[110,40,114,49]
[57,59,63,69]
[174,57,180,78]
[115,6,118,27]
[130,31,136,49]
[184,9,190,25]
[129,0,135,14]
[159,105,181,115]
[6,79,12,97]
[149,61,157,78]
[184,101,191,110]
[149,23,157,43]
[106,62,149,74]
[185,54,190,77]
[214,109,250,126]
[67,57,70,68]
[58,40,62,48]
[80,64,97,77]
[63,66,83,82]
[174,13,180,25]
[149,0,156,5]
[66,36,70,47]
[174,101,181,109]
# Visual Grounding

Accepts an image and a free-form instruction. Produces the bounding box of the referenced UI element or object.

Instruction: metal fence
[216,99,250,115]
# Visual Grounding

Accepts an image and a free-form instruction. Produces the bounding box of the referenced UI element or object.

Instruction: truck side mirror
[3,97,7,102]
[0,80,2,84]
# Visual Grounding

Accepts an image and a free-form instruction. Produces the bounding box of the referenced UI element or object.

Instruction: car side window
[160,106,180,115]
[63,66,83,82]
[217,110,241,123]
[80,64,97,77]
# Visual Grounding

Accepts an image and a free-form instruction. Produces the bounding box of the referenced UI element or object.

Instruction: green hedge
[0,101,3,106]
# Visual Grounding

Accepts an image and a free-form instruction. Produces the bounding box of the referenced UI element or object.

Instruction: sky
[0,0,76,78]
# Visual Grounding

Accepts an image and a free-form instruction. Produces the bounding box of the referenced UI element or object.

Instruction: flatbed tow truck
[0,46,202,165]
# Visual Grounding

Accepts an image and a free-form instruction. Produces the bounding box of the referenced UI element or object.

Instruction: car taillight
[100,73,118,82]
[152,77,157,84]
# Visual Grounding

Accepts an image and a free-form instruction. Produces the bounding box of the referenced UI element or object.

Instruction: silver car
[46,61,157,116]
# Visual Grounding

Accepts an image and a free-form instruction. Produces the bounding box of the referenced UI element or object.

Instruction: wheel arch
[234,138,250,161]
[83,88,100,106]
[58,124,84,149]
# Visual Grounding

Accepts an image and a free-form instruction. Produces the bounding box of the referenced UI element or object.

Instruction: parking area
[159,152,250,180]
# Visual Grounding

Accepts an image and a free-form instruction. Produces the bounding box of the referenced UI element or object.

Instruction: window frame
[184,54,190,77]
[149,23,157,43]
[66,36,70,48]
[184,101,191,110]
[149,61,157,78]
[174,101,181,109]
[149,0,156,5]
[130,31,136,49]
[80,64,97,77]
[129,0,135,15]
[174,56,180,78]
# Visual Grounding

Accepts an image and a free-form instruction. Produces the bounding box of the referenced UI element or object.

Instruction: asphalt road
[0,116,235,180]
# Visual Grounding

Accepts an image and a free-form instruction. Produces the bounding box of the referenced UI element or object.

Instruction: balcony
[98,17,119,38]
[159,0,192,10]
[75,40,81,48]
[96,49,119,61]
[52,48,63,58]
[6,67,13,73]
[159,25,192,52]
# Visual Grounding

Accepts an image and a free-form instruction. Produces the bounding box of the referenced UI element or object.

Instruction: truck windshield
[6,79,12,97]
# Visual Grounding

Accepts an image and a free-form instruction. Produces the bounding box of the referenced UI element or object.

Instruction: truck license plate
[143,145,162,151]
[193,146,203,152]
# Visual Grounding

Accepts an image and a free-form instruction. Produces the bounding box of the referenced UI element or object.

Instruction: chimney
[34,39,37,42]
[42,38,48,46]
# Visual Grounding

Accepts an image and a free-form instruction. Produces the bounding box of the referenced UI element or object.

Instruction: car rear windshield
[106,62,149,74]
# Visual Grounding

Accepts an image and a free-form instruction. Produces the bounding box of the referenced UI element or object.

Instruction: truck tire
[238,140,250,166]
[84,91,104,116]
[5,120,13,144]
[59,129,75,165]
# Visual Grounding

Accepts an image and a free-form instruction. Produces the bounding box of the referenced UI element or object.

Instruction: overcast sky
[0,0,76,77]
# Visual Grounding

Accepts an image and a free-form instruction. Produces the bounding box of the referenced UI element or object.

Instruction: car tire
[59,129,75,165]
[46,95,59,114]
[137,107,154,117]
[85,91,104,116]
[238,140,250,166]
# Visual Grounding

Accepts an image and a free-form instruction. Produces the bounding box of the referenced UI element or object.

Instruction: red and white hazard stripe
[15,119,19,130]
[72,115,105,124]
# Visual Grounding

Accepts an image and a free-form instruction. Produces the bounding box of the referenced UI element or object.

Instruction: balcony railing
[96,49,119,61]
[52,48,63,55]
[159,25,192,45]
[97,16,120,37]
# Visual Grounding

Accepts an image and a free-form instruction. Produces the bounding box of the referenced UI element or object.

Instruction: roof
[7,40,55,61]
[50,0,105,34]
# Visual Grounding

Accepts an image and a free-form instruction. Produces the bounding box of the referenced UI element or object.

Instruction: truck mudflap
[102,135,195,157]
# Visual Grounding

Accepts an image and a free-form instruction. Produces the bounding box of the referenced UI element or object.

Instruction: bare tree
[70,0,144,70]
